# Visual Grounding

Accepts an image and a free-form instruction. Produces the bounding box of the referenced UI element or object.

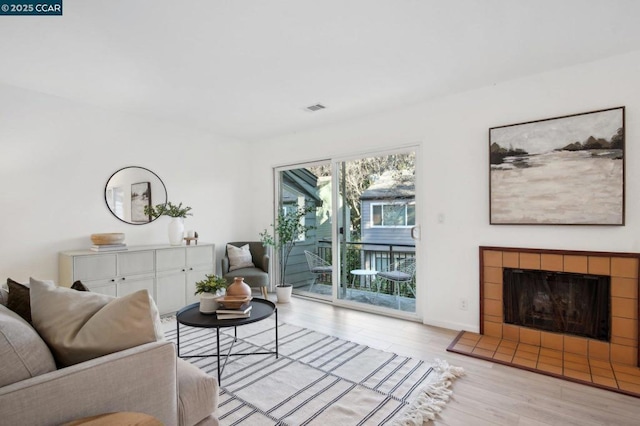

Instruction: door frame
[271,143,423,322]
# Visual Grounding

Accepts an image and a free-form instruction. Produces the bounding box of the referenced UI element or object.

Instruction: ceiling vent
[304,103,326,112]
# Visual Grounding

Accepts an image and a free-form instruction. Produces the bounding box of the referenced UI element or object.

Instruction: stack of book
[90,243,128,252]
[216,303,252,319]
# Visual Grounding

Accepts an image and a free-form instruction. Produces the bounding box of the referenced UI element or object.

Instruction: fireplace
[503,268,610,341]
[479,247,640,366]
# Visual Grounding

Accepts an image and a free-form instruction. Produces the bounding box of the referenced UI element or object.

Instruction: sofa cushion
[6,278,31,323]
[30,278,164,367]
[0,304,57,387]
[177,358,219,426]
[227,244,255,272]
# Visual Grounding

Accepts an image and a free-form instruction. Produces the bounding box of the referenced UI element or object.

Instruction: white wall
[3,49,639,332]
[0,83,254,283]
[249,50,640,332]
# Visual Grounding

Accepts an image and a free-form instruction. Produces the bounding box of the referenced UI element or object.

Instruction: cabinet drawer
[74,254,117,281]
[187,245,214,266]
[118,251,155,275]
[156,248,186,271]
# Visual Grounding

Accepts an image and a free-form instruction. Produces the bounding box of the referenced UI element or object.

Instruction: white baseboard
[423,318,479,334]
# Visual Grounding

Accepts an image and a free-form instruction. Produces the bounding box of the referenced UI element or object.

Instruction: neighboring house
[360,171,416,270]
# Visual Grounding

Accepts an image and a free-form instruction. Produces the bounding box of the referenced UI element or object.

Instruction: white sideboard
[59,243,215,315]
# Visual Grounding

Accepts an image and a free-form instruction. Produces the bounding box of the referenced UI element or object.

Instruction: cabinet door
[156,248,186,271]
[186,264,215,305]
[86,282,117,297]
[118,251,155,276]
[117,275,155,298]
[156,271,186,315]
[74,254,117,281]
[187,245,214,267]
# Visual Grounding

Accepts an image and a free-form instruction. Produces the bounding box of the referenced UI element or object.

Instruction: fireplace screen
[503,268,610,341]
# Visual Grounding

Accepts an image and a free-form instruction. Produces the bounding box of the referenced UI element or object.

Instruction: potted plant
[260,204,315,303]
[145,201,193,246]
[194,274,227,314]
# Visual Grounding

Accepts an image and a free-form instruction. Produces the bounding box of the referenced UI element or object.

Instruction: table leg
[216,327,221,385]
[275,308,279,358]
[176,318,180,357]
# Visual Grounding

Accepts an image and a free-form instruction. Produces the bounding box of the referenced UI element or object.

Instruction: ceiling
[2,1,640,141]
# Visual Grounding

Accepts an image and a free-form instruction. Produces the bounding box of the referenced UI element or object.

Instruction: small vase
[226,277,252,298]
[199,293,219,314]
[168,217,184,246]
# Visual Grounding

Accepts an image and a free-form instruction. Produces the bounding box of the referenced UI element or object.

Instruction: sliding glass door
[334,151,417,314]
[275,148,419,316]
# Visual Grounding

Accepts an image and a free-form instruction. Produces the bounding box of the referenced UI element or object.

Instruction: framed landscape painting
[131,181,152,223]
[489,107,625,225]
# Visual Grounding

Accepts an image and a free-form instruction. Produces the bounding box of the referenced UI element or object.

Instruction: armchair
[222,242,269,298]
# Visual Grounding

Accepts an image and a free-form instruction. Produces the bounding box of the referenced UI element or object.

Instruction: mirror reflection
[105,166,167,224]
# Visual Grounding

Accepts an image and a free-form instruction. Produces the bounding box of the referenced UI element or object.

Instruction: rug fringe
[390,359,464,425]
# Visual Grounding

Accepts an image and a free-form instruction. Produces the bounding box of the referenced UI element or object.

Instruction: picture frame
[489,107,625,225]
[131,181,152,223]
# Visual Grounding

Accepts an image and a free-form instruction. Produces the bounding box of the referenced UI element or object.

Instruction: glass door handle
[410,226,420,240]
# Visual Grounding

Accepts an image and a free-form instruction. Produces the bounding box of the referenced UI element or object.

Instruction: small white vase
[168,217,184,246]
[199,293,219,314]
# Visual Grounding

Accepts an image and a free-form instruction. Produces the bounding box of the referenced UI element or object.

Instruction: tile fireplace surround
[447,246,640,397]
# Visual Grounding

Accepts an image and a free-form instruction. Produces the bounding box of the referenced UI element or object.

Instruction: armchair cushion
[30,278,164,367]
[226,244,255,272]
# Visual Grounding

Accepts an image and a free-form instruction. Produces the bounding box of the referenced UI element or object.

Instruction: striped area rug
[165,319,463,426]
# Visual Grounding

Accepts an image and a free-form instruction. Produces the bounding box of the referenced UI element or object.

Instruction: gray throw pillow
[227,244,255,272]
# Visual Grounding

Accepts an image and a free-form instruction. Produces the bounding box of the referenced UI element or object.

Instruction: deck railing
[309,239,416,297]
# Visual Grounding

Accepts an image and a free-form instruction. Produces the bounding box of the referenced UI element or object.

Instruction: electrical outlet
[459,298,468,310]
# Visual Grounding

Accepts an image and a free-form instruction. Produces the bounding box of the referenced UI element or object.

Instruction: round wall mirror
[104,166,167,225]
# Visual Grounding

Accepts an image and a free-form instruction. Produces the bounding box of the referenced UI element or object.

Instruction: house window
[371,203,415,227]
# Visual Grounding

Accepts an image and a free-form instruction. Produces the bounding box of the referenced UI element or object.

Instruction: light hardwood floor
[275,296,640,426]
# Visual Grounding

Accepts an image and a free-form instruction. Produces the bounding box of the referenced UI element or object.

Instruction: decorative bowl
[216,296,252,309]
[90,233,125,245]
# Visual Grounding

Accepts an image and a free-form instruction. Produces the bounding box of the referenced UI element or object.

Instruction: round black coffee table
[175,298,278,384]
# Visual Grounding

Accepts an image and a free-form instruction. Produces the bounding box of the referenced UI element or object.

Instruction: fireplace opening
[503,268,610,341]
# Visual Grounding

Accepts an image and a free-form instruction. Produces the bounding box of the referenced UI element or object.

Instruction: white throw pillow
[29,277,164,367]
[227,244,255,272]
